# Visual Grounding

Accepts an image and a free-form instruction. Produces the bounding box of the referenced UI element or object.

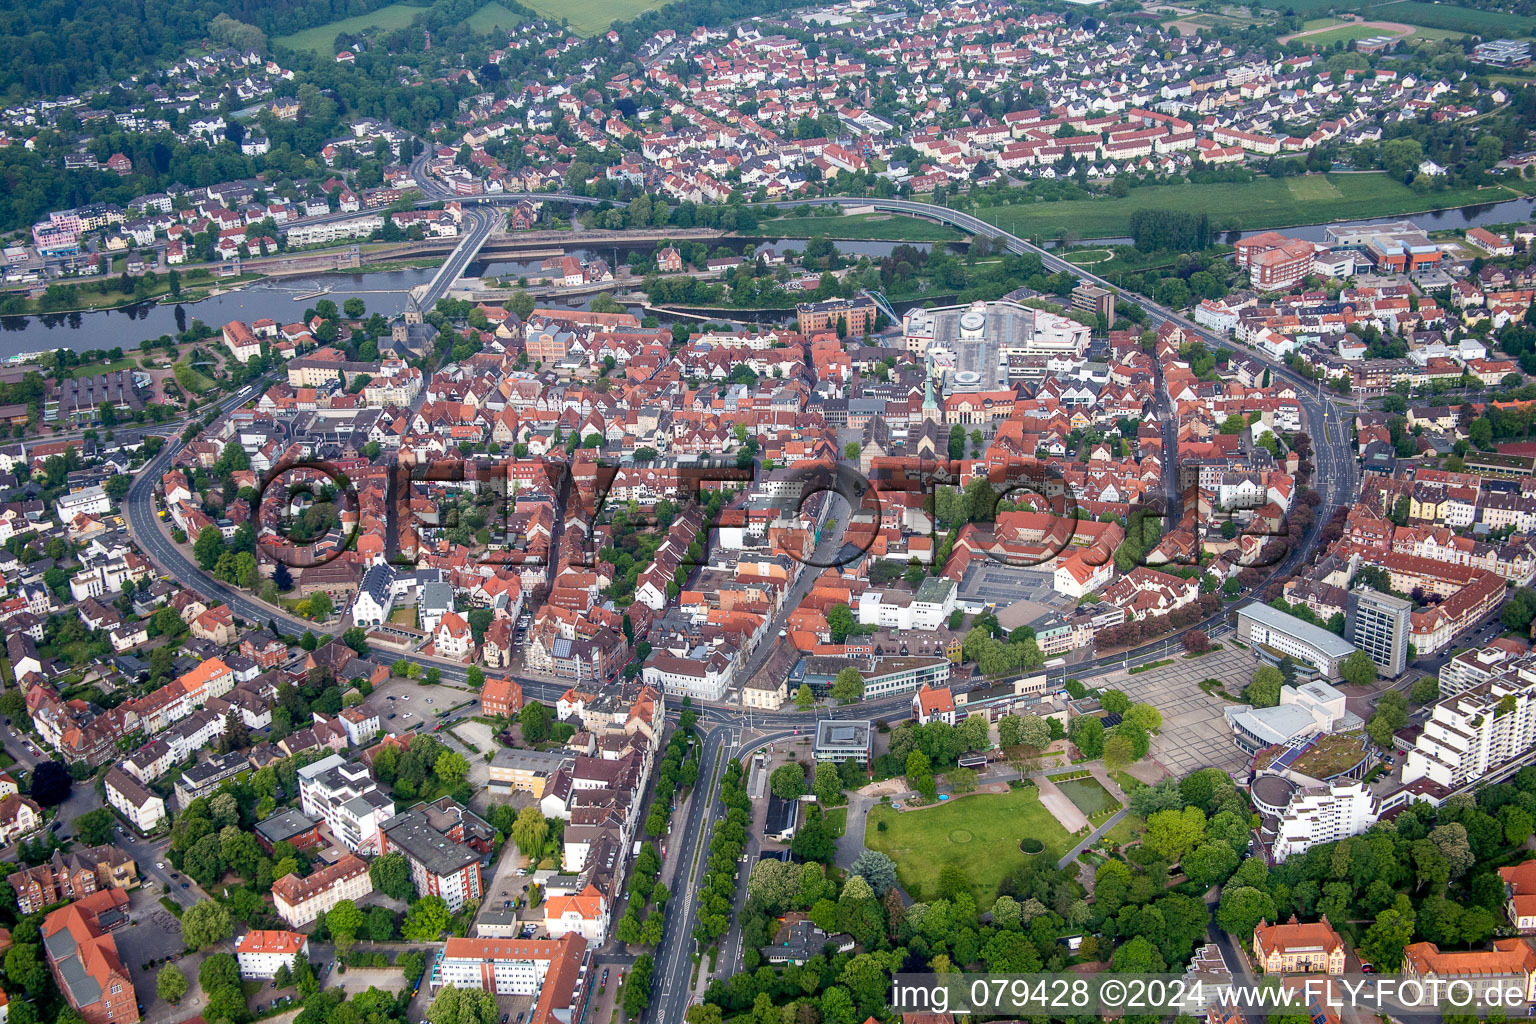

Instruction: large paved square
[1086,647,1254,777]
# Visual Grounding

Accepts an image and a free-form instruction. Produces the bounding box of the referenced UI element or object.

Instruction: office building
[1223,681,1361,755]
[1252,916,1347,974]
[1070,282,1115,326]
[1346,588,1412,677]
[1235,603,1359,681]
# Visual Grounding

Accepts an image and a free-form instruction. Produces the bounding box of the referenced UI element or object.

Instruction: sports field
[518,0,660,34]
[974,173,1533,240]
[864,786,1072,901]
[1298,23,1395,44]
[276,2,428,52]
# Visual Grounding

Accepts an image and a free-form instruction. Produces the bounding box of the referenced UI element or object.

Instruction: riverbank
[1,271,267,317]
[970,173,1536,241]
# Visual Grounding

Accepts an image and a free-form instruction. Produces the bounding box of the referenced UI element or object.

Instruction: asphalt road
[651,723,732,1024]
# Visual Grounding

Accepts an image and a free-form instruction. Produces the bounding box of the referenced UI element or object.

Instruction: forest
[0,0,411,96]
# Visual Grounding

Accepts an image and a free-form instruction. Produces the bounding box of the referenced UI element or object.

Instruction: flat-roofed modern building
[1236,603,1358,681]
[814,720,872,764]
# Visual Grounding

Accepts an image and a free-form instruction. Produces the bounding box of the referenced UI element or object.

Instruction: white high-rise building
[1262,779,1384,863]
[1404,657,1536,789]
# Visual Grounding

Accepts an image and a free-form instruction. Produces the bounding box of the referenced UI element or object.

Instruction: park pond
[1053,775,1118,817]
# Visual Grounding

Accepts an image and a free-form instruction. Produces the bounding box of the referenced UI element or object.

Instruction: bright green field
[1298,23,1398,45]
[864,786,1072,901]
[974,173,1534,240]
[518,0,659,34]
[276,2,429,53]
[755,213,964,242]
[466,1,526,33]
[1370,0,1536,36]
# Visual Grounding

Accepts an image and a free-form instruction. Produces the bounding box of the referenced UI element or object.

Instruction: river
[8,192,1528,356]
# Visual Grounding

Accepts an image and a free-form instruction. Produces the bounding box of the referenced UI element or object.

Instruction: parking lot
[1085,647,1252,776]
[358,675,476,735]
[118,886,216,1024]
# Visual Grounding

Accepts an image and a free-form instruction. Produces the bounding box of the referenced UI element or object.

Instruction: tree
[1069,715,1104,759]
[812,762,842,805]
[850,850,897,896]
[3,944,47,996]
[1358,906,1415,971]
[1147,806,1207,862]
[435,750,470,786]
[1216,886,1276,937]
[402,896,451,940]
[1340,650,1379,687]
[1100,689,1131,715]
[1183,841,1240,887]
[771,762,807,800]
[428,985,500,1024]
[1245,665,1284,708]
[512,807,550,858]
[830,667,864,703]
[1367,689,1409,749]
[519,701,549,743]
[369,853,415,900]
[1123,702,1163,734]
[948,767,978,794]
[1410,676,1440,704]
[181,900,233,950]
[1102,733,1136,772]
[199,953,240,994]
[342,627,370,655]
[399,951,426,982]
[905,750,935,799]
[157,965,188,1004]
[194,526,224,570]
[29,761,70,806]
[326,900,365,952]
[73,807,116,845]
[1182,629,1211,654]
[795,684,815,709]
[309,591,334,621]
[624,955,655,1017]
[367,904,396,942]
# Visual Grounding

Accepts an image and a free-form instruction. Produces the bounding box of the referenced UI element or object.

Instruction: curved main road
[123,192,1353,703]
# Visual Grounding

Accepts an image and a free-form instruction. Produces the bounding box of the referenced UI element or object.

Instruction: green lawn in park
[864,785,1072,901]
[276,3,429,53]
[972,173,1534,241]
